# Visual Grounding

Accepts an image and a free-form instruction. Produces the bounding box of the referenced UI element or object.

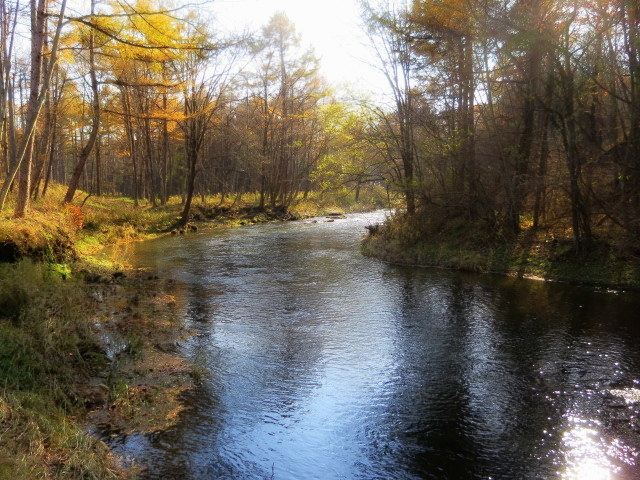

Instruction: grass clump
[0,393,128,480]
[0,184,83,263]
[0,209,77,263]
[0,261,90,389]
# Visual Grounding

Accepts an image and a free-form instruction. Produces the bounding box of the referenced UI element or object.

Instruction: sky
[62,0,388,97]
[209,0,387,95]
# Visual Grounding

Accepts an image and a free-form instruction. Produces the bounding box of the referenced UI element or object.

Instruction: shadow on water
[106,212,640,479]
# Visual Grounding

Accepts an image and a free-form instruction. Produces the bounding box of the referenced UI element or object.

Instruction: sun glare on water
[560,415,638,480]
[561,423,612,480]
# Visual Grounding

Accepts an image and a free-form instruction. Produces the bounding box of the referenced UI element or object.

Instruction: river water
[107,211,640,479]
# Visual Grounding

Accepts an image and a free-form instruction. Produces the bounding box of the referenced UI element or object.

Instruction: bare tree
[362,0,418,215]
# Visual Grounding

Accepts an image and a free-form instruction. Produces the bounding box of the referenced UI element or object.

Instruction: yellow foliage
[412,0,477,37]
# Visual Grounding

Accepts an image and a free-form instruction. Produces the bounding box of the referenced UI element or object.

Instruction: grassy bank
[0,184,388,262]
[0,184,388,479]
[0,260,194,479]
[0,261,129,479]
[362,213,640,291]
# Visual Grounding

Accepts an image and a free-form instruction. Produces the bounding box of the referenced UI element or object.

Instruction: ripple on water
[106,212,640,480]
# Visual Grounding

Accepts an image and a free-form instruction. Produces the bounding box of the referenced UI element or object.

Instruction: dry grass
[0,260,135,479]
[0,187,78,262]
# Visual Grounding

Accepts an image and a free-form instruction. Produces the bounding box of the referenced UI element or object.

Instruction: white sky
[209,0,387,96]
[63,0,389,98]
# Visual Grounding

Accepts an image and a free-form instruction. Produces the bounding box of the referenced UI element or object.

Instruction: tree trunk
[95,135,101,196]
[181,141,197,225]
[63,0,99,204]
[41,122,56,198]
[161,89,169,204]
[559,57,591,254]
[532,112,550,229]
[13,0,47,217]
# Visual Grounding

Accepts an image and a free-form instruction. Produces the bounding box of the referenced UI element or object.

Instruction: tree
[0,0,67,215]
[363,0,419,215]
[249,13,328,209]
[63,0,99,204]
[313,103,385,199]
[411,0,480,217]
[178,23,240,225]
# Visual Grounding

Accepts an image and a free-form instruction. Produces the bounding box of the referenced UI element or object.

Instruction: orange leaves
[412,0,477,38]
[90,0,209,137]
[65,204,84,229]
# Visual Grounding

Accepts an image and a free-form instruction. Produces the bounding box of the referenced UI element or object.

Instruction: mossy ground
[84,277,194,438]
[0,260,198,479]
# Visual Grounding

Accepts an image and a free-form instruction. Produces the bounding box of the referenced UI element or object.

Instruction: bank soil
[362,221,640,292]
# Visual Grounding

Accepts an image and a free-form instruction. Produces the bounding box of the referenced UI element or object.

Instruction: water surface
[107,212,640,479]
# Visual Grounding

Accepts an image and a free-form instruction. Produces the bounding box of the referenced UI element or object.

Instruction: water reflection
[106,212,640,479]
[561,417,614,480]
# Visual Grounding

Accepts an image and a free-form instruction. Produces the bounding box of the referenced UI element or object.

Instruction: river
[106,211,640,479]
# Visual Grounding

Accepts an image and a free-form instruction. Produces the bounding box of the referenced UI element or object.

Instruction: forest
[361,0,640,261]
[1,0,639,261]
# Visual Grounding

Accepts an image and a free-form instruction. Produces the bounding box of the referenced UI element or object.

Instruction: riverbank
[0,185,388,479]
[362,213,640,292]
[0,184,388,263]
[0,261,196,479]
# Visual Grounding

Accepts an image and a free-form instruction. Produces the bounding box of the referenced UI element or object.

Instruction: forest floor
[0,184,388,479]
[362,212,640,292]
